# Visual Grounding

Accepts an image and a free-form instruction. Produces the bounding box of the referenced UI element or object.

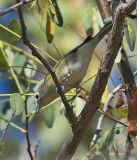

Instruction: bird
[37,22,112,107]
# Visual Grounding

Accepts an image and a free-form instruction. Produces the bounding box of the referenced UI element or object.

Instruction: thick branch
[56,1,136,159]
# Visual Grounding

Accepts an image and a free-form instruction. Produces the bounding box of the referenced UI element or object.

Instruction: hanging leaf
[105,125,115,147]
[42,105,55,128]
[49,0,63,27]
[10,93,25,116]
[46,12,55,43]
[97,132,109,150]
[125,20,136,51]
[7,19,20,44]
[27,96,37,113]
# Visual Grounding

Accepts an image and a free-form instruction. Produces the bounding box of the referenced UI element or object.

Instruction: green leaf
[27,96,37,113]
[22,96,37,122]
[46,12,55,43]
[7,19,20,44]
[125,20,136,51]
[49,0,63,27]
[110,107,128,119]
[92,152,104,160]
[97,132,108,150]
[24,59,37,77]
[0,102,26,133]
[0,43,9,70]
[10,93,25,116]
[42,105,55,128]
[105,125,115,146]
[74,97,85,116]
[0,103,12,130]
[95,129,114,149]
[12,53,26,74]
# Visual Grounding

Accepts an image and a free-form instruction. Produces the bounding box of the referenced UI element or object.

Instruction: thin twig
[0,66,47,75]
[16,0,75,128]
[90,85,122,147]
[0,115,27,133]
[0,0,35,17]
[24,97,34,160]
[0,111,15,143]
[97,109,128,127]
[34,141,40,160]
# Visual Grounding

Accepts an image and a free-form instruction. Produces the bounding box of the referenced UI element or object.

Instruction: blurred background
[0,0,137,160]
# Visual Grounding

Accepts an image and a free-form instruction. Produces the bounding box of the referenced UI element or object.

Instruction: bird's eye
[34,92,40,100]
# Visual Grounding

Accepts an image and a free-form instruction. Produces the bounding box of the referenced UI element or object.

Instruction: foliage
[0,0,137,160]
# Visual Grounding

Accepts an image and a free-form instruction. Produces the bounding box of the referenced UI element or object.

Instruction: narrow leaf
[0,43,9,70]
[46,12,55,43]
[7,19,20,44]
[49,0,63,27]
[42,105,55,128]
[125,20,136,51]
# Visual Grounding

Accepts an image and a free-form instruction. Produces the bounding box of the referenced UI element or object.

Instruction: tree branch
[16,0,76,128]
[91,85,123,147]
[24,98,34,160]
[56,1,136,159]
[0,0,35,17]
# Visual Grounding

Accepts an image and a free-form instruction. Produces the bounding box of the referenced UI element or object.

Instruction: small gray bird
[37,22,112,107]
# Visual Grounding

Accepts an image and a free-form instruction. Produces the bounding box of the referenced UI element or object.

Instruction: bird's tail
[96,22,112,40]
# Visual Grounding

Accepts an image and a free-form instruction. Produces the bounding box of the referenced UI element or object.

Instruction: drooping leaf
[42,105,55,128]
[7,19,20,44]
[23,96,37,122]
[46,12,55,43]
[97,132,109,150]
[10,93,25,116]
[27,96,37,113]
[105,125,115,147]
[125,20,136,51]
[94,127,115,153]
[49,0,63,27]
[73,97,85,116]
